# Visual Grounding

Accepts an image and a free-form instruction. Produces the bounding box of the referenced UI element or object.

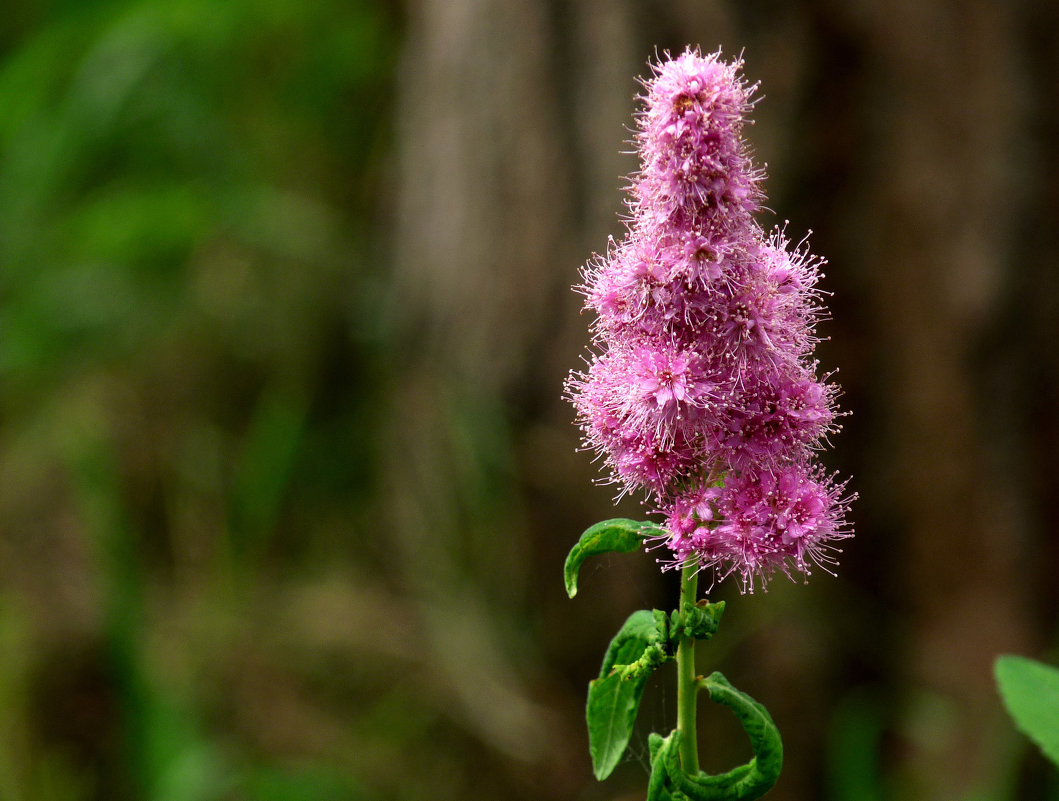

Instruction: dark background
[1,0,1058,799]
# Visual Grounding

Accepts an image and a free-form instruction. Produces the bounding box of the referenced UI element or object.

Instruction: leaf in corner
[995,654,1059,768]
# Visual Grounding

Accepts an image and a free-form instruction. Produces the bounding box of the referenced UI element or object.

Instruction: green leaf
[692,672,783,800]
[587,609,669,780]
[603,608,669,679]
[587,673,638,781]
[671,599,726,642]
[647,732,678,801]
[995,654,1059,768]
[650,674,782,800]
[564,518,662,598]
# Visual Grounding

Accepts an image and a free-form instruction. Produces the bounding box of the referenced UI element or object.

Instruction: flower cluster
[566,48,853,592]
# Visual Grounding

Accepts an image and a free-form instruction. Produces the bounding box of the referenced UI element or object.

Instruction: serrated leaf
[564,518,661,598]
[995,654,1059,768]
[587,609,668,780]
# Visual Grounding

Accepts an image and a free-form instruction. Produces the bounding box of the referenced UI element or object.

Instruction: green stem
[676,562,699,775]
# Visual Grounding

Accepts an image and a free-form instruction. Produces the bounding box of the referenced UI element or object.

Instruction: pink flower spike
[566,47,853,592]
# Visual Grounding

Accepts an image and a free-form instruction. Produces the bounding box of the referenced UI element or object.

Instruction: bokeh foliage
[4,1,1059,800]
[0,1,398,798]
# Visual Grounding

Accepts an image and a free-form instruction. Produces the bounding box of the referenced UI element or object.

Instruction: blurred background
[2,0,1058,799]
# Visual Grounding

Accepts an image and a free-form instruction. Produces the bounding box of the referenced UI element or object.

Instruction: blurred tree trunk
[385,0,1055,799]
[854,0,1039,796]
[385,3,617,798]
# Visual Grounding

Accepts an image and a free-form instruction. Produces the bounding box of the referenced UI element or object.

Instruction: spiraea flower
[634,48,764,228]
[566,47,854,592]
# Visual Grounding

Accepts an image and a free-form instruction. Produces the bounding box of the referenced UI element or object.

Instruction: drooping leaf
[587,672,640,782]
[995,654,1059,768]
[564,518,662,598]
[587,609,669,780]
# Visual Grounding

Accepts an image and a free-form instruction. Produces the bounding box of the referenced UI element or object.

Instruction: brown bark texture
[385,0,1059,799]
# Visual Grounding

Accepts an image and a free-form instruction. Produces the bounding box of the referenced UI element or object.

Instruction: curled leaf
[670,599,726,642]
[564,518,662,598]
[647,732,678,801]
[695,672,783,800]
[645,675,782,800]
[663,729,755,800]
